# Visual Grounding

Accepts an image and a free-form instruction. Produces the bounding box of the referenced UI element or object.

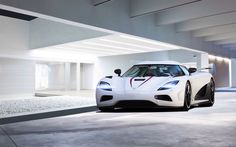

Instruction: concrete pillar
[200,53,209,68]
[76,63,81,91]
[230,59,236,87]
[197,53,209,69]
[64,62,71,90]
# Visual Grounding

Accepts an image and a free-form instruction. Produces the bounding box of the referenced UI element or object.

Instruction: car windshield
[122,64,185,77]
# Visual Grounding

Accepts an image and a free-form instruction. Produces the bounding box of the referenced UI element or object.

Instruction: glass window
[122,64,185,77]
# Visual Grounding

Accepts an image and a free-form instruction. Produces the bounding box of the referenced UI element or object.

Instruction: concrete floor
[1,92,236,147]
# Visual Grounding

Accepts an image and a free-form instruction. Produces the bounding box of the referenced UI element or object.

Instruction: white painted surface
[0,15,29,57]
[130,0,198,17]
[0,58,35,95]
[168,50,199,66]
[65,63,71,91]
[29,18,109,49]
[217,38,236,45]
[70,63,77,90]
[205,32,236,42]
[97,51,169,79]
[38,34,180,57]
[76,63,81,91]
[193,24,236,37]
[0,0,225,58]
[176,11,236,32]
[155,0,236,25]
[81,63,95,90]
[200,53,209,69]
[47,63,65,90]
[96,49,205,84]
[230,59,236,87]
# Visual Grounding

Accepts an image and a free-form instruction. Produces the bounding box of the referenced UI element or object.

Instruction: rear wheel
[182,81,192,111]
[202,79,215,107]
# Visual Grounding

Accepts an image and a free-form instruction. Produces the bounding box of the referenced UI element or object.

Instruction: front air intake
[100,95,113,102]
[115,100,157,108]
[154,95,172,101]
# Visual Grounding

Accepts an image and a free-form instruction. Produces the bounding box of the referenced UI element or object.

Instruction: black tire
[182,81,192,111]
[202,79,215,107]
[98,107,114,112]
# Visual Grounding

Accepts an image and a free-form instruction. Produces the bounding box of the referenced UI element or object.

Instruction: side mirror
[188,67,197,74]
[114,69,121,76]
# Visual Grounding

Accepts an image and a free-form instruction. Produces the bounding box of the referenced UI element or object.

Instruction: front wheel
[182,81,192,111]
[98,107,114,112]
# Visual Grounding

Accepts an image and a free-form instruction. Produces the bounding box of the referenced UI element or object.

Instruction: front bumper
[96,88,185,108]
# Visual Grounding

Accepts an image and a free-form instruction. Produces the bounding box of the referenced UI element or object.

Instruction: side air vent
[195,84,208,100]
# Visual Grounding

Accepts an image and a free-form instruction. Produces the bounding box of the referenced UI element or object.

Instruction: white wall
[42,62,79,91]
[0,16,99,63]
[0,58,35,96]
[168,50,199,66]
[80,63,95,90]
[96,49,208,87]
[47,63,65,90]
[0,15,29,58]
[96,51,169,79]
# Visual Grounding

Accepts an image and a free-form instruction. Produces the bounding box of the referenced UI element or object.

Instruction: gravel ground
[0,96,96,118]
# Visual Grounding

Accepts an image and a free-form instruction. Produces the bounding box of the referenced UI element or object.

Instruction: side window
[180,66,189,76]
[166,65,185,77]
[175,66,185,76]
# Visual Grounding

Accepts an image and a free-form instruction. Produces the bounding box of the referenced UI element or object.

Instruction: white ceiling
[131,0,236,50]
[35,34,181,57]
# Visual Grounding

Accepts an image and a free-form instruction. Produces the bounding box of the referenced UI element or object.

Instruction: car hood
[108,76,173,91]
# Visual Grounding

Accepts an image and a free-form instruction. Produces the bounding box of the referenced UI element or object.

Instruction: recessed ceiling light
[30,48,98,62]
[208,54,216,60]
[100,38,157,51]
[54,44,118,55]
[66,44,129,54]
[83,41,145,52]
[119,35,180,49]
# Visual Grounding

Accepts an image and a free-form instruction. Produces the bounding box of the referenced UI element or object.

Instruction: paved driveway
[1,92,236,147]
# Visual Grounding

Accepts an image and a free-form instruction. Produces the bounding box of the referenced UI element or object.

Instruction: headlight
[98,81,112,91]
[158,80,179,90]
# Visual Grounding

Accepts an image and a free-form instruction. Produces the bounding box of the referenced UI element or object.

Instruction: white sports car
[96,61,215,111]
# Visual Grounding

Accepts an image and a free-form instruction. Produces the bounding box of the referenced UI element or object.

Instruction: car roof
[135,61,181,65]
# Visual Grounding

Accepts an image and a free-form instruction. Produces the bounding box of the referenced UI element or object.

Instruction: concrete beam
[91,0,112,6]
[156,0,236,25]
[176,11,236,31]
[217,38,236,45]
[130,0,199,17]
[193,24,236,37]
[29,18,110,49]
[205,32,236,41]
[222,44,236,48]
